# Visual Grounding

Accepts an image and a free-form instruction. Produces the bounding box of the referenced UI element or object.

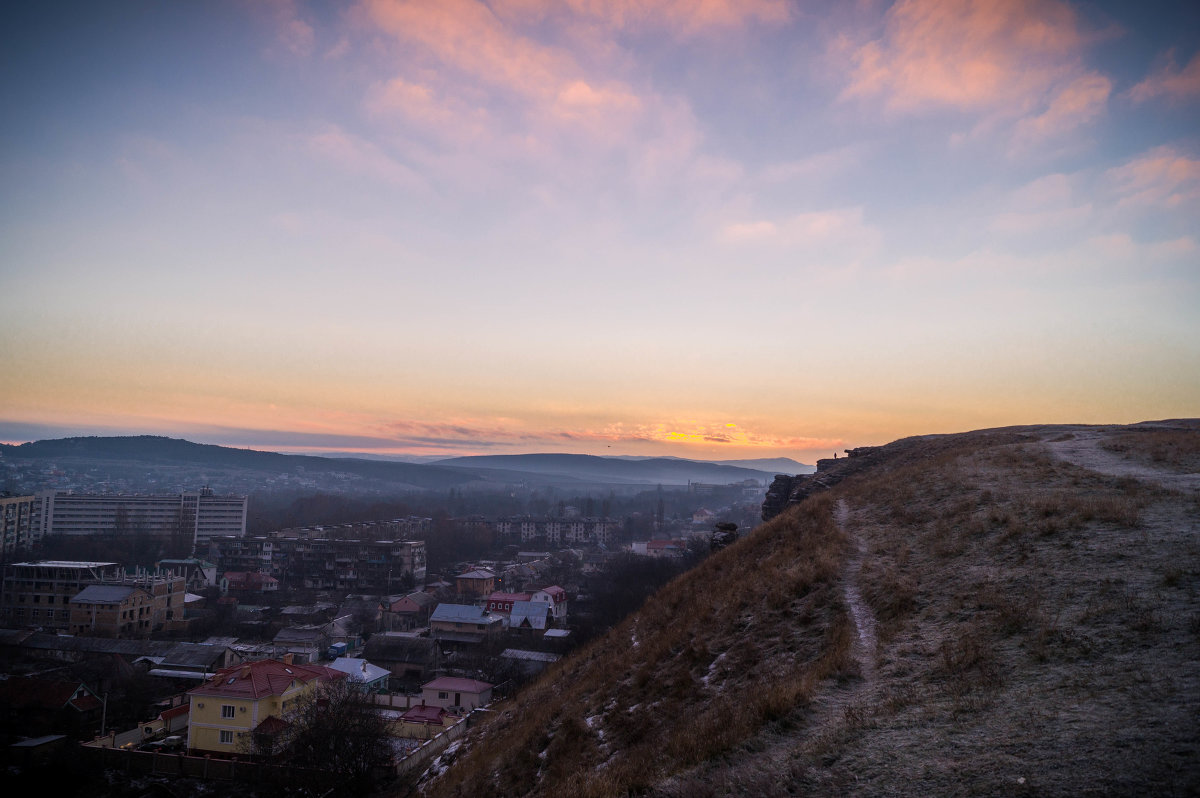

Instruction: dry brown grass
[423,495,851,798]
[1100,428,1200,473]
[422,425,1200,797]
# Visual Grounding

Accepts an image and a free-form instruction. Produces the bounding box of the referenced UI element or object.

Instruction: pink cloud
[359,0,575,100]
[1012,71,1110,146]
[1106,145,1200,209]
[842,0,1089,110]
[839,0,1110,146]
[491,0,791,36]
[1129,50,1200,104]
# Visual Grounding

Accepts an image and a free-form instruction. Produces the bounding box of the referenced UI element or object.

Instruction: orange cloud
[1129,50,1200,104]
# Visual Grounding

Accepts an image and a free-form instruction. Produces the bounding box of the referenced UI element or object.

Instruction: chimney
[282,653,294,665]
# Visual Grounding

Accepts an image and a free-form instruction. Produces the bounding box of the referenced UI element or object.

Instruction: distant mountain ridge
[430,452,798,485]
[0,435,475,491]
[0,436,810,491]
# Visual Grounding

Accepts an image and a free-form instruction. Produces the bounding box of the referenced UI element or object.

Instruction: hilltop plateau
[421,421,1200,797]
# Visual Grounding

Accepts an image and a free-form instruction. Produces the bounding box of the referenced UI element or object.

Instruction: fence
[80,746,334,783]
[394,716,470,777]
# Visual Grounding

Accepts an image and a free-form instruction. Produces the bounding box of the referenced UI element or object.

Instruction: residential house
[429,603,503,645]
[421,676,492,711]
[328,657,390,693]
[394,703,457,740]
[361,634,439,685]
[0,677,102,739]
[186,657,344,756]
[530,585,568,623]
[139,701,190,741]
[221,571,279,594]
[455,569,495,597]
[507,600,550,637]
[485,591,532,615]
[382,591,436,631]
[271,625,328,664]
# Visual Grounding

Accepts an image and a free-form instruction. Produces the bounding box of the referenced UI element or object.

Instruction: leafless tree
[243,677,393,795]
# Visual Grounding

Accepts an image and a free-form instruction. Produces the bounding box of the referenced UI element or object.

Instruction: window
[221,705,235,719]
[438,691,448,700]
[219,730,234,744]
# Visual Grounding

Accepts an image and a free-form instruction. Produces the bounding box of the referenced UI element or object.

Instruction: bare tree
[244,677,393,795]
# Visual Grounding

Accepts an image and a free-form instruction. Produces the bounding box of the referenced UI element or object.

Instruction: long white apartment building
[23,488,247,549]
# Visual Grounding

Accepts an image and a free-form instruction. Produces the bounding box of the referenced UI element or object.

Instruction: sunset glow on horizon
[1,1,1197,464]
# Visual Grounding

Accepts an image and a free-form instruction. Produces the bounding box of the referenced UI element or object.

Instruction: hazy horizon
[2,1,1197,462]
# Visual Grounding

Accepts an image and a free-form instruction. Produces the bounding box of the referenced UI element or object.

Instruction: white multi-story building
[33,488,247,547]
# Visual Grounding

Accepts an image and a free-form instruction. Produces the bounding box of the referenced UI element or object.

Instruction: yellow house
[186,656,344,756]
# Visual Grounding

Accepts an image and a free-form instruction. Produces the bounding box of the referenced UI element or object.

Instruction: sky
[1,0,1197,463]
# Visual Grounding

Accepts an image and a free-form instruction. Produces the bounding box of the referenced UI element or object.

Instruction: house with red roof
[394,703,458,739]
[186,656,344,756]
[221,571,279,594]
[139,701,190,741]
[0,676,102,738]
[530,585,568,622]
[421,676,492,711]
[485,591,532,614]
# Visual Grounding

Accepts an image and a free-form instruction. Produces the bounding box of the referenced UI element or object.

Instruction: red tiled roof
[159,703,190,721]
[254,715,290,734]
[224,572,278,588]
[188,659,345,700]
[0,678,97,712]
[423,676,492,694]
[487,591,532,604]
[70,694,102,712]
[401,704,448,725]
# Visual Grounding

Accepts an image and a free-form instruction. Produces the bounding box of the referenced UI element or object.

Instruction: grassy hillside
[421,424,1200,797]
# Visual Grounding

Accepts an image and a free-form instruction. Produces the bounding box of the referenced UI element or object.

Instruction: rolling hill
[431,453,788,486]
[422,421,1200,797]
[0,436,805,493]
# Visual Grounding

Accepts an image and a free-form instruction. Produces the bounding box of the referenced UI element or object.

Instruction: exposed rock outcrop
[762,446,883,521]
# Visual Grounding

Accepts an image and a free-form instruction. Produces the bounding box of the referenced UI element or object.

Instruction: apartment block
[34,488,246,547]
[0,560,185,633]
[493,516,619,546]
[0,494,42,561]
[201,535,426,592]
